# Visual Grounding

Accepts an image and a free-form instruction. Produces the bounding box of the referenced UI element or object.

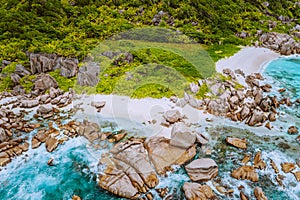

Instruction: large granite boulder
[37,105,53,115]
[77,62,100,86]
[163,110,182,123]
[110,140,158,188]
[185,158,218,181]
[170,122,196,149]
[45,136,59,152]
[183,182,216,200]
[99,139,159,199]
[99,165,139,199]
[34,73,58,90]
[247,109,266,126]
[77,121,101,142]
[58,58,78,78]
[145,136,196,174]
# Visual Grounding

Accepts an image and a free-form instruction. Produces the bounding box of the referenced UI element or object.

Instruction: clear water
[1,56,300,200]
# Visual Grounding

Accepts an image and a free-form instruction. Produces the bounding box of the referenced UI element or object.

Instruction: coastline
[216,46,280,75]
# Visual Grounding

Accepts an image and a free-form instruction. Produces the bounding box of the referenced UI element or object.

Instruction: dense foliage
[0,0,299,61]
[0,0,299,96]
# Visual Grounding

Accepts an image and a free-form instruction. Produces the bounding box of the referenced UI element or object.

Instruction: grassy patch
[207,44,241,62]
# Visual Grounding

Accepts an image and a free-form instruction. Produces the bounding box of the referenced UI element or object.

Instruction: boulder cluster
[176,68,299,134]
[259,32,300,55]
[29,53,78,78]
[98,121,218,199]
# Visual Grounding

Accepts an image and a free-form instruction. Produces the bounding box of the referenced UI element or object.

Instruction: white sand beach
[216,47,280,75]
[73,94,213,138]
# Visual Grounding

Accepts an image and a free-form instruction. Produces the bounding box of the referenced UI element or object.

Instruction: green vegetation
[0,0,299,96]
[48,70,76,92]
[19,74,37,93]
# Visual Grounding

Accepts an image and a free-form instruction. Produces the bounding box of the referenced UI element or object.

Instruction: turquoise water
[0,137,117,200]
[264,55,300,100]
[1,56,300,200]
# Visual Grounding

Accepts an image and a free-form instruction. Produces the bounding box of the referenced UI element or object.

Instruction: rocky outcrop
[0,138,29,167]
[231,166,259,182]
[31,127,60,151]
[77,121,101,142]
[37,105,53,115]
[10,73,21,84]
[20,100,39,108]
[185,158,218,181]
[77,62,100,86]
[29,53,78,77]
[226,137,247,149]
[152,11,174,26]
[170,122,196,149]
[0,128,9,143]
[182,182,216,200]
[145,136,196,174]
[34,73,58,90]
[45,136,59,152]
[259,32,300,55]
[15,64,31,77]
[254,187,268,200]
[99,139,159,199]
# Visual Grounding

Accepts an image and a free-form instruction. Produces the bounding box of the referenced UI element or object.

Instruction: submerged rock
[182,182,216,200]
[240,191,249,200]
[185,158,218,181]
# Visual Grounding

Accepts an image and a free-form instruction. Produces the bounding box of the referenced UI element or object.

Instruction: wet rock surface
[185,158,218,181]
[183,182,216,200]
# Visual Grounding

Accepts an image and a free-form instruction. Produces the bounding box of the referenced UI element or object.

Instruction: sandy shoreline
[72,94,213,139]
[216,46,280,75]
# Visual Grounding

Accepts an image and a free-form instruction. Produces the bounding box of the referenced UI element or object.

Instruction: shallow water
[1,56,300,200]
